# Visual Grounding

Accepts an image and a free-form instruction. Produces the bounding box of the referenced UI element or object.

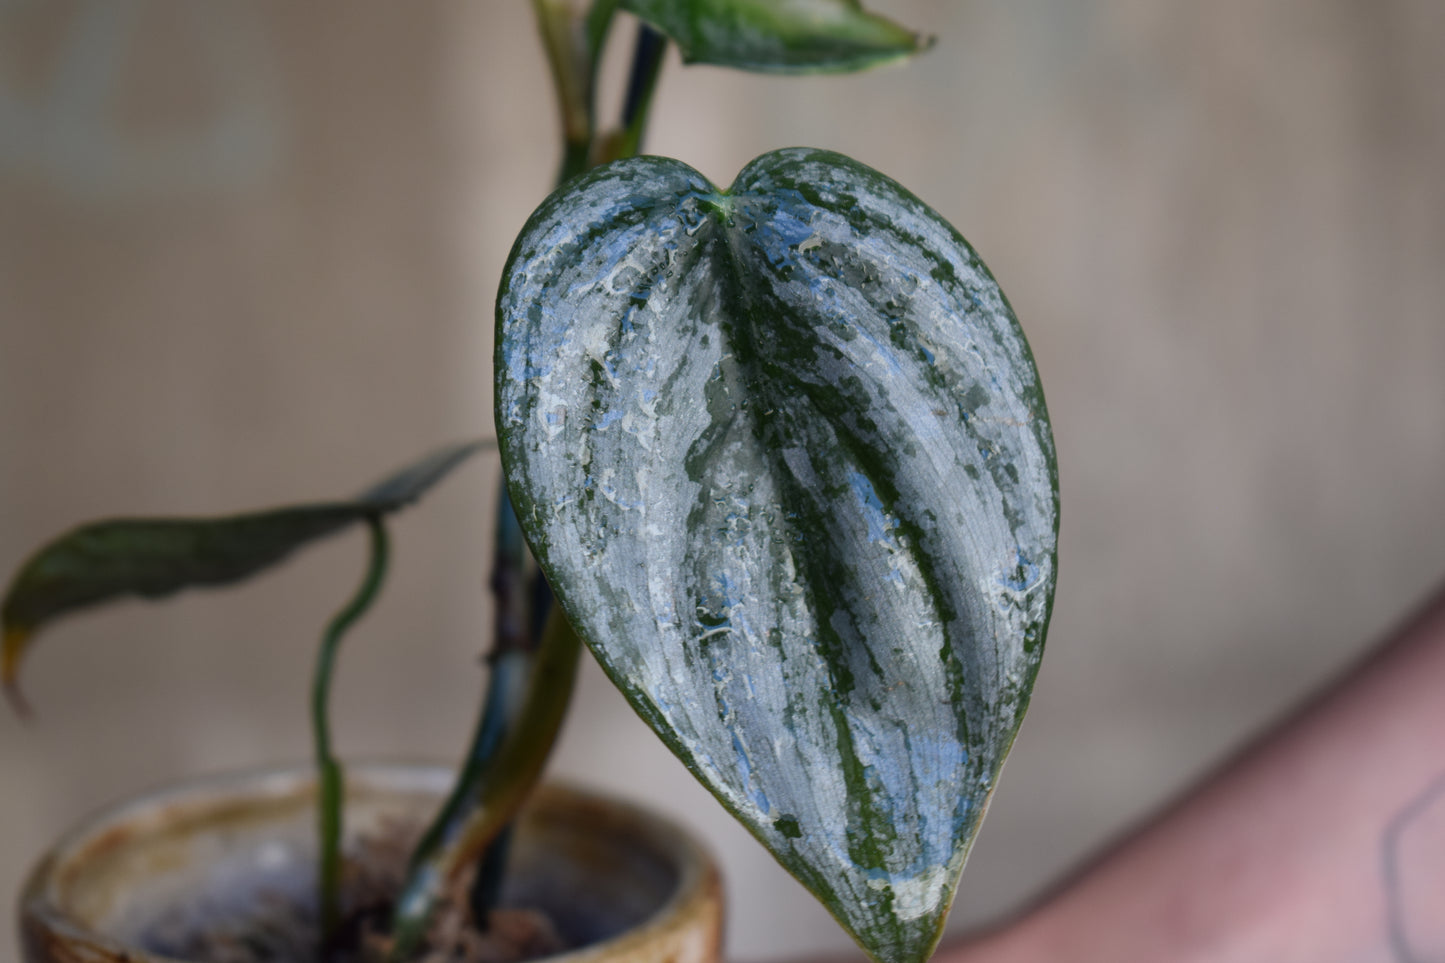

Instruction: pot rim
[19,760,722,963]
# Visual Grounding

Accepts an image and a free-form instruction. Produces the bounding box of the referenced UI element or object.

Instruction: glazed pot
[18,763,723,963]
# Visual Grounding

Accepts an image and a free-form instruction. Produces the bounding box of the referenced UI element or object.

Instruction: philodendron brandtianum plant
[2,4,1058,963]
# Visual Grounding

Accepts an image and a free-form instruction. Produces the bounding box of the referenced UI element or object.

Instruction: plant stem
[387,607,583,962]
[533,0,595,184]
[468,823,514,925]
[387,3,647,950]
[393,488,533,938]
[489,487,531,658]
[312,516,390,951]
[616,24,668,159]
[399,645,530,922]
[584,0,621,68]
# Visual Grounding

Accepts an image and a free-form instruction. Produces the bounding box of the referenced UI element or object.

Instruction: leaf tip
[3,625,34,720]
[872,27,933,70]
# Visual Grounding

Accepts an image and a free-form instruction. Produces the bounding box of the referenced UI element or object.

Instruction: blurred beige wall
[2,1,1444,959]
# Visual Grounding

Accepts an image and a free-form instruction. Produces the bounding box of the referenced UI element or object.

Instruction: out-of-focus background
[2,1,1443,958]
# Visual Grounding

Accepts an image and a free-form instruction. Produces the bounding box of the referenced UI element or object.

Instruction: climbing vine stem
[312,515,390,950]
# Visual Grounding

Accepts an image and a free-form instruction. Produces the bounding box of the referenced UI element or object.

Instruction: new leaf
[621,0,931,73]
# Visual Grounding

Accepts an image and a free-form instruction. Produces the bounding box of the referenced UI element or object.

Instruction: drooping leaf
[496,149,1058,963]
[355,440,490,511]
[620,0,931,73]
[1,440,488,698]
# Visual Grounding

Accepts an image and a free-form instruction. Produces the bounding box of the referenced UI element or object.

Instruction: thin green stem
[533,0,594,184]
[584,0,621,69]
[387,608,583,962]
[312,516,390,951]
[557,139,594,187]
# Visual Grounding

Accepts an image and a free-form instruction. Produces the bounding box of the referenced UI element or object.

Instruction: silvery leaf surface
[496,148,1058,963]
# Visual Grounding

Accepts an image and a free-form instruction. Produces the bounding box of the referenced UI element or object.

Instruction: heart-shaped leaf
[2,440,487,701]
[620,0,931,73]
[496,149,1058,963]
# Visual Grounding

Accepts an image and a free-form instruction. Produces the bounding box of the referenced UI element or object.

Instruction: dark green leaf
[2,440,487,695]
[496,149,1057,963]
[620,0,930,73]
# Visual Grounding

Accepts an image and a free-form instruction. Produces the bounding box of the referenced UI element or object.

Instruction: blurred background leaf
[2,441,488,707]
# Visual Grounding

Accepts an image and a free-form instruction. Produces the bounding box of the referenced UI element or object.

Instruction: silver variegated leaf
[496,148,1057,963]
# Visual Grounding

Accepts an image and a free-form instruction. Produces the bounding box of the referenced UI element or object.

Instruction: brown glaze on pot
[19,764,723,963]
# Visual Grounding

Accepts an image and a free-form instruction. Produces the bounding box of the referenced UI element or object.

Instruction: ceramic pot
[18,763,723,963]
